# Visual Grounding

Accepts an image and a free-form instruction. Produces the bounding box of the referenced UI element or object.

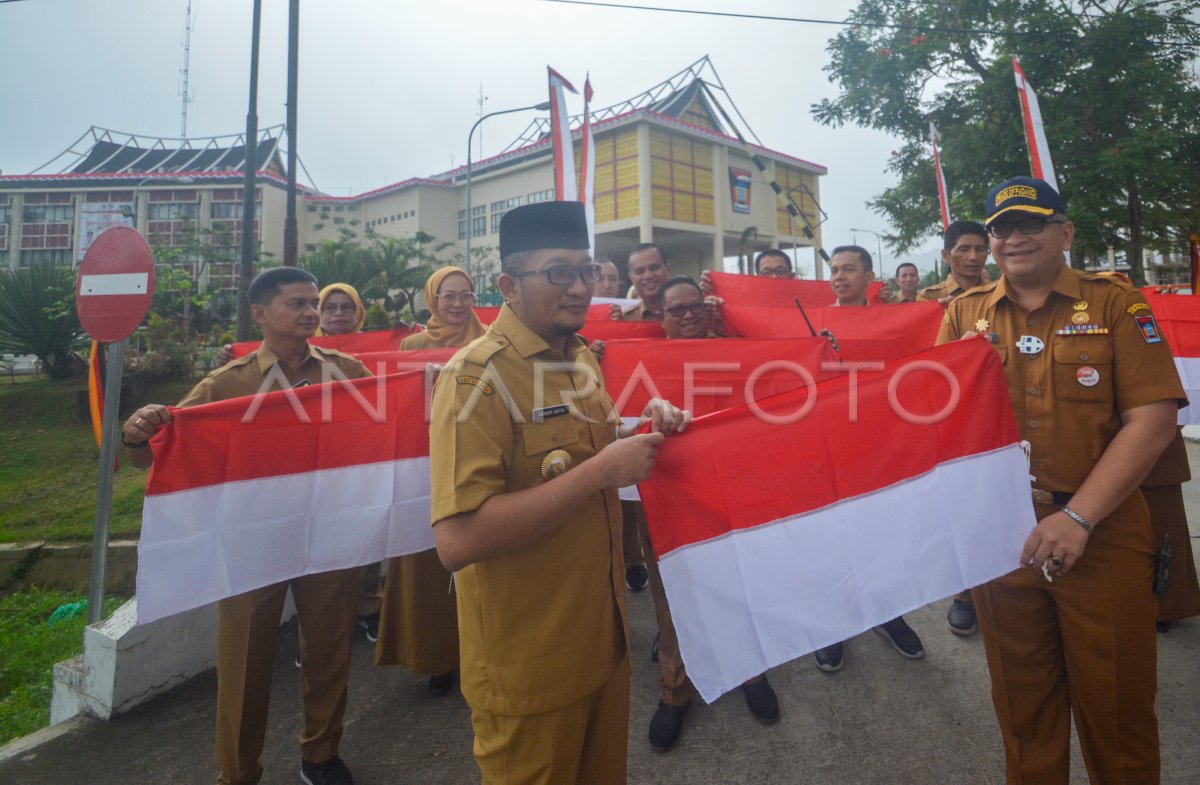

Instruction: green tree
[0,264,86,379]
[813,0,1200,284]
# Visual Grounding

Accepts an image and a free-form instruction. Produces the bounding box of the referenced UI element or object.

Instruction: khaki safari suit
[373,328,462,675]
[939,266,1185,785]
[917,274,974,303]
[176,344,370,785]
[1141,429,1200,622]
[429,305,630,785]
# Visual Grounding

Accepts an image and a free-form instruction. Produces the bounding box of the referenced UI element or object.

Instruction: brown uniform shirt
[918,274,981,303]
[937,266,1185,492]
[177,342,370,408]
[429,305,627,716]
[622,300,661,321]
[399,330,440,351]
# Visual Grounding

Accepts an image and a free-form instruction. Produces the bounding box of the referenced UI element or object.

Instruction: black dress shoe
[300,755,354,785]
[428,671,455,696]
[626,564,649,592]
[1157,618,1171,634]
[648,701,689,751]
[874,616,925,659]
[741,677,779,724]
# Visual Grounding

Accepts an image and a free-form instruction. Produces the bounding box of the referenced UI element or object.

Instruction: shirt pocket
[1052,338,1113,403]
[520,420,581,457]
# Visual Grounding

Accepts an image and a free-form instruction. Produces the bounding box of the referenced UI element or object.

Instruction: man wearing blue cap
[938,176,1185,784]
[428,201,690,784]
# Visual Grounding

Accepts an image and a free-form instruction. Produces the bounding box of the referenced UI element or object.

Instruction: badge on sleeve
[1133,313,1163,344]
[1016,335,1045,355]
[1127,302,1151,316]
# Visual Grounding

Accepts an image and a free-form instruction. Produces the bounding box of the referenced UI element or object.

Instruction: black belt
[1031,488,1072,505]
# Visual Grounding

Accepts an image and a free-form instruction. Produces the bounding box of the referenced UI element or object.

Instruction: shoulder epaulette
[311,345,359,363]
[1083,271,1138,292]
[209,353,256,378]
[462,335,507,368]
[958,282,997,298]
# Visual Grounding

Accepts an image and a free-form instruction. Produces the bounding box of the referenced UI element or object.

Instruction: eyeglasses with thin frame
[988,216,1065,240]
[436,291,476,305]
[757,267,794,279]
[321,302,357,314]
[514,263,603,286]
[664,302,708,319]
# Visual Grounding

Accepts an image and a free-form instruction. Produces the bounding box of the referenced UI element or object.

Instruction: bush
[0,264,87,380]
[363,302,392,332]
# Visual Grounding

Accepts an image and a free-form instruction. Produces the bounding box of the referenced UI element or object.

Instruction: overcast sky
[0,0,947,277]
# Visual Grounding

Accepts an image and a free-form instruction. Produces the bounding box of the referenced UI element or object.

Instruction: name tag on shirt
[532,404,571,423]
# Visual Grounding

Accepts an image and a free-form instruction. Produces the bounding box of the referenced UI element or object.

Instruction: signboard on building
[78,202,134,262]
[728,167,752,214]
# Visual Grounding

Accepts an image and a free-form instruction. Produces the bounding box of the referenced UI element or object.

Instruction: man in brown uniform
[939,176,1183,785]
[918,219,989,305]
[122,267,368,785]
[429,201,689,784]
[617,242,671,321]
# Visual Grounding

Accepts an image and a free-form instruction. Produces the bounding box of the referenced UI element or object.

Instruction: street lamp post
[849,227,885,277]
[465,101,551,274]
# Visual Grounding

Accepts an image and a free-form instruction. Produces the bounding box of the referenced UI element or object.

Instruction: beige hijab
[315,283,365,336]
[417,266,486,348]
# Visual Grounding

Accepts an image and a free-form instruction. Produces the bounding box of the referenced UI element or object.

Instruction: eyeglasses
[514,263,603,286]
[757,268,794,279]
[988,216,1065,239]
[664,302,708,319]
[321,302,357,314]
[436,291,476,305]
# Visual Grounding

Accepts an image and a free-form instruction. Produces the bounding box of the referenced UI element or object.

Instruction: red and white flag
[548,66,578,201]
[637,340,1037,701]
[1190,233,1200,296]
[1139,292,1198,425]
[1012,58,1059,191]
[136,371,435,625]
[579,75,597,250]
[930,122,951,231]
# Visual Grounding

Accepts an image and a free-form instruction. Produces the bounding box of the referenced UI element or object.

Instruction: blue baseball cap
[984,176,1066,226]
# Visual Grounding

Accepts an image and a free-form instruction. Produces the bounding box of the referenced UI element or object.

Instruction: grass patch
[0,587,126,744]
[0,374,197,543]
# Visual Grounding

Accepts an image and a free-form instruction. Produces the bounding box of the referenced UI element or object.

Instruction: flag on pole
[1012,58,1059,191]
[579,75,597,250]
[636,340,1037,701]
[1190,233,1200,295]
[1138,292,1198,425]
[547,66,578,201]
[87,340,105,449]
[930,122,951,231]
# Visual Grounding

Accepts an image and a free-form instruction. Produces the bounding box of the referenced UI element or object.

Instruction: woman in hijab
[315,283,366,336]
[377,266,484,695]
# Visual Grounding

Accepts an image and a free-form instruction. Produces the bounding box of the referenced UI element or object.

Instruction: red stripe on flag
[146,370,431,495]
[706,271,888,309]
[1013,58,1046,180]
[638,340,1018,557]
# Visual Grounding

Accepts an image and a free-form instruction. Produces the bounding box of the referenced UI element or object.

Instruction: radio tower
[179,0,196,138]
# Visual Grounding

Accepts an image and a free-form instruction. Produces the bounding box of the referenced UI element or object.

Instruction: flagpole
[87,338,126,623]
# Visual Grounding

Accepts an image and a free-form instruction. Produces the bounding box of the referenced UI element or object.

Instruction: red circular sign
[75,226,155,343]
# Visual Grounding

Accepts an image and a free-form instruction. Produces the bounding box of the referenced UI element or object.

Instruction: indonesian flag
[719,300,945,356]
[230,327,419,359]
[930,122,951,231]
[579,75,596,250]
[1190,233,1200,295]
[548,66,578,201]
[1140,292,1199,425]
[1012,58,1059,192]
[87,340,105,450]
[637,340,1037,701]
[136,371,435,625]
[706,271,888,309]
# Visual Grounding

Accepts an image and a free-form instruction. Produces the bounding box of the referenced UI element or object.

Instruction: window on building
[348,205,358,212]
[307,205,317,213]
[20,248,72,266]
[335,206,345,213]
[458,209,468,240]
[472,204,486,237]
[207,189,262,247]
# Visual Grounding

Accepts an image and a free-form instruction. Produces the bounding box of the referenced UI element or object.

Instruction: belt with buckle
[1032,488,1072,506]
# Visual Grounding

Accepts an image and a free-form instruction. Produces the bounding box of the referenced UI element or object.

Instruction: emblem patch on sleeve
[456,375,495,395]
[1127,302,1151,316]
[1132,313,1163,344]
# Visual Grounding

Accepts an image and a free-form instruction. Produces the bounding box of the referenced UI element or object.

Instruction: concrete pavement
[4,452,1199,785]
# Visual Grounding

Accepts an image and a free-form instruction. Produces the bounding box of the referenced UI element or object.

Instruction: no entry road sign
[75,225,155,343]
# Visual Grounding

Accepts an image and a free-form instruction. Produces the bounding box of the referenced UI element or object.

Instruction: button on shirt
[429,305,627,716]
[937,266,1185,492]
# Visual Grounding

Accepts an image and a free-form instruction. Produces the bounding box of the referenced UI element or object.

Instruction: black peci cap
[499,201,590,258]
[984,176,1066,226]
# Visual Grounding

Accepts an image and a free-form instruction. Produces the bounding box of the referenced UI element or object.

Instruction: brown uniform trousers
[1142,429,1200,622]
[622,502,646,571]
[940,267,1185,785]
[178,344,370,785]
[374,549,460,673]
[429,306,630,784]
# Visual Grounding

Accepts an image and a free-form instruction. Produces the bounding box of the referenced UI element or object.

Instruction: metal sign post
[76,226,155,624]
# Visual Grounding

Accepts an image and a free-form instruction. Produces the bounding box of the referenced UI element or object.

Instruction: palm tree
[0,264,87,379]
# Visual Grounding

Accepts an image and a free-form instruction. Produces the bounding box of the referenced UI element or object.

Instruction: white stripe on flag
[657,443,1035,702]
[80,273,149,296]
[1174,357,1199,425]
[136,456,433,625]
